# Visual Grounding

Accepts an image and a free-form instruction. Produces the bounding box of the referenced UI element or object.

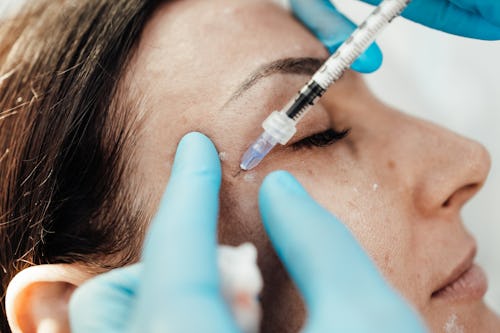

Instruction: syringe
[240,0,411,171]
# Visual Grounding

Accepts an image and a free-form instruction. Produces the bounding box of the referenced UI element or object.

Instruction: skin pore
[122,0,500,332]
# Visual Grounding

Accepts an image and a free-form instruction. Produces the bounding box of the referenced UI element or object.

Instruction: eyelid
[291,128,351,150]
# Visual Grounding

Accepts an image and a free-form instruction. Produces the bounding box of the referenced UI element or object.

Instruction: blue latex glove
[259,171,427,332]
[69,132,427,332]
[290,0,384,73]
[70,132,239,333]
[291,0,500,73]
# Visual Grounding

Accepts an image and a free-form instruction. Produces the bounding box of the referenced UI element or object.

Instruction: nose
[411,120,491,217]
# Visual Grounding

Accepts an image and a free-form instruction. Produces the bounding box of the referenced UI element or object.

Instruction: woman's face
[127,0,499,331]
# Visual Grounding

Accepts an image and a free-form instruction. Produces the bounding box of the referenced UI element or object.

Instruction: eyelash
[292,128,351,150]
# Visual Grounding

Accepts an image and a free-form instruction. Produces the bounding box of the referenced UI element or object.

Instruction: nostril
[414,136,491,216]
[442,183,479,209]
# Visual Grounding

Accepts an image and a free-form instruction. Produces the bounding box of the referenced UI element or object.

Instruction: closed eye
[292,128,350,150]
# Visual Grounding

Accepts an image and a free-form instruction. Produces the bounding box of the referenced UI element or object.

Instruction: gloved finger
[259,171,388,306]
[134,132,238,332]
[69,264,141,333]
[451,0,500,21]
[362,0,500,40]
[450,0,500,28]
[259,171,425,332]
[291,0,383,73]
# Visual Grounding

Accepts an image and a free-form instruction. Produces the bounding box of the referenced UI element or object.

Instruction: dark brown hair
[0,1,162,331]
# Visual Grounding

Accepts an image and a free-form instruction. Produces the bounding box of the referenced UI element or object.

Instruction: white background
[0,0,20,17]
[2,0,499,315]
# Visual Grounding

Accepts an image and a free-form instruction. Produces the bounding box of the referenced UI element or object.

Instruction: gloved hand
[69,132,427,332]
[70,132,240,333]
[259,171,427,332]
[291,0,500,73]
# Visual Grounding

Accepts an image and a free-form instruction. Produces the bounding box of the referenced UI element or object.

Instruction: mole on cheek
[387,160,396,170]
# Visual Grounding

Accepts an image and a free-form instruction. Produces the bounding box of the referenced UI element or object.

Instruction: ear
[6,264,94,333]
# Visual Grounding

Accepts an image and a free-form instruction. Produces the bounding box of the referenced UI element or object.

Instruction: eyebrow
[226,57,324,104]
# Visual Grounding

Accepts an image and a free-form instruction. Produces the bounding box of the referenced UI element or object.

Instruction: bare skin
[124,0,500,332]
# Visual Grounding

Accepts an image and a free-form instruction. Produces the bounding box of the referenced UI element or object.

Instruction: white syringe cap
[262,111,297,145]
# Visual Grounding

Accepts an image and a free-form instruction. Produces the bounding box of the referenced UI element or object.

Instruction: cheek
[216,145,426,308]
[288,150,425,304]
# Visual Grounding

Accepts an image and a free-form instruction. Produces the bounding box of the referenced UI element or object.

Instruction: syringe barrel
[313,0,410,89]
[284,81,325,121]
[282,0,410,124]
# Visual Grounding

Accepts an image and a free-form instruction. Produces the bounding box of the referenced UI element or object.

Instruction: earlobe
[6,264,93,333]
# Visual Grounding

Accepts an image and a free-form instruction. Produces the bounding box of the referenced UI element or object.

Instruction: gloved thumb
[69,264,141,333]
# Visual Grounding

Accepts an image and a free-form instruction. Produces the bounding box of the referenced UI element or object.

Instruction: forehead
[132,0,327,112]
